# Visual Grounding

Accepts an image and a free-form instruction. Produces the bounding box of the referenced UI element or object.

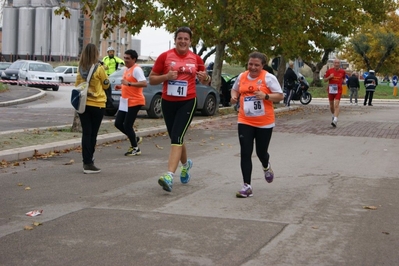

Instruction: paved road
[0,103,398,265]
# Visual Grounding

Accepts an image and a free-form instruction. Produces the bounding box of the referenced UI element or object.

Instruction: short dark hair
[125,49,138,60]
[248,51,266,65]
[174,26,192,39]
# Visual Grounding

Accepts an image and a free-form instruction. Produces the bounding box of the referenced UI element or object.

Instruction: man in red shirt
[324,58,346,127]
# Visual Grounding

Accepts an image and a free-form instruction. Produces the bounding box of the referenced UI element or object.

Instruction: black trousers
[114,105,142,147]
[238,124,273,185]
[78,106,104,164]
[364,91,374,105]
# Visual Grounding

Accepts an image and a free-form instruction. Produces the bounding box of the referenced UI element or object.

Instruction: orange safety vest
[238,70,275,127]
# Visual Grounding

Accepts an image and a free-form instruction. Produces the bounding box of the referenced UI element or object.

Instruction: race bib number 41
[167,80,188,97]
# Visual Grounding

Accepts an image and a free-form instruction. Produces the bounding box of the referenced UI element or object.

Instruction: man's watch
[265,93,269,100]
[128,82,131,86]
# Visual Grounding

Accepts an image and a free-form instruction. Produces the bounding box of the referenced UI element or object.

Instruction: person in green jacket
[102,46,125,76]
[102,47,125,109]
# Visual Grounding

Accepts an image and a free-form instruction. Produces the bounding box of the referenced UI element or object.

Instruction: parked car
[1,60,27,84]
[18,60,59,91]
[207,70,236,107]
[54,66,78,84]
[106,64,220,118]
[0,62,12,71]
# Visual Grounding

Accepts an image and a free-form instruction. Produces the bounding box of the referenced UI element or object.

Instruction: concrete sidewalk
[0,103,399,265]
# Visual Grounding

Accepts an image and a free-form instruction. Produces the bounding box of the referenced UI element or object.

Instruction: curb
[0,88,46,107]
[0,108,295,163]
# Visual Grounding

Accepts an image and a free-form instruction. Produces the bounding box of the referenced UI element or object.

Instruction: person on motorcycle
[284,61,298,107]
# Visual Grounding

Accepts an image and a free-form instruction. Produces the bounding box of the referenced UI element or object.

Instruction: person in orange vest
[230,51,284,198]
[114,49,147,156]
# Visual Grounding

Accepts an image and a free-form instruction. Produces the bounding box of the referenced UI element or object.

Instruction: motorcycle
[284,77,312,105]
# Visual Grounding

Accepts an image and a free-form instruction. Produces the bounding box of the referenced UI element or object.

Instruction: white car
[54,66,78,84]
[18,60,60,91]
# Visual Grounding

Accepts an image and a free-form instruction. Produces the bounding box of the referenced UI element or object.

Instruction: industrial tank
[50,7,67,57]
[31,0,53,6]
[2,7,19,56]
[131,38,141,56]
[13,0,31,7]
[17,7,35,56]
[34,7,52,58]
[66,9,79,58]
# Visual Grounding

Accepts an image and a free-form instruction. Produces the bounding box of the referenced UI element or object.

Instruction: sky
[133,26,174,57]
[132,26,215,64]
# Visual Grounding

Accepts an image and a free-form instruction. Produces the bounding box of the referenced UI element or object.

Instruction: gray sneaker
[83,163,101,174]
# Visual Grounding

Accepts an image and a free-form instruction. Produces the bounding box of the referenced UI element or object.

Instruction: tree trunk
[71,0,106,132]
[71,111,82,132]
[210,42,226,94]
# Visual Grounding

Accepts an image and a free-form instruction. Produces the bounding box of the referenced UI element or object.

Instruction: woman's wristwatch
[265,93,269,100]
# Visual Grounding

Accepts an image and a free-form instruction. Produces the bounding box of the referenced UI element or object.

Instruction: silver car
[105,64,220,118]
[54,66,78,84]
[18,60,60,91]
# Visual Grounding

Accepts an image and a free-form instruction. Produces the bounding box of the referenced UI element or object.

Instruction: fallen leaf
[363,206,377,210]
[33,221,42,226]
[311,226,319,229]
[63,159,75,165]
[155,144,164,150]
[24,225,34,230]
[17,183,23,186]
[25,187,31,190]
[382,232,389,235]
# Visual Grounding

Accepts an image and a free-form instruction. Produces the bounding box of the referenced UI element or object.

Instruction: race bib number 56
[243,96,265,117]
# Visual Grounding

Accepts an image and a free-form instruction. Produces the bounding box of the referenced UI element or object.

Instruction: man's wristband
[128,82,132,86]
[265,93,269,100]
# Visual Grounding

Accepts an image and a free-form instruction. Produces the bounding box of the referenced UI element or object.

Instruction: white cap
[107,47,115,52]
[369,70,375,73]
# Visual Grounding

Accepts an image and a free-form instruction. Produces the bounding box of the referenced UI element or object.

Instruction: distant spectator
[346,72,360,105]
[364,70,378,106]
[284,61,298,107]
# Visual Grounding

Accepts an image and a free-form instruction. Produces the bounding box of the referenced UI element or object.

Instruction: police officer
[102,47,125,110]
[102,47,125,76]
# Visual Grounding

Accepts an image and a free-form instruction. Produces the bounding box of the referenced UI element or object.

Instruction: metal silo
[51,7,67,58]
[13,0,31,7]
[131,38,141,56]
[66,9,79,58]
[34,7,52,59]
[2,7,19,58]
[17,7,35,57]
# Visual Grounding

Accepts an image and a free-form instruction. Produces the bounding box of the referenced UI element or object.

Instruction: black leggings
[114,105,142,147]
[78,106,105,164]
[161,98,196,145]
[238,124,273,185]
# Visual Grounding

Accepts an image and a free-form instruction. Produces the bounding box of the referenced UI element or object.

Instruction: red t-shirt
[324,68,346,94]
[152,49,205,101]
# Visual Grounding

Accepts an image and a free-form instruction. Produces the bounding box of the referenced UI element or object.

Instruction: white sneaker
[331,119,337,127]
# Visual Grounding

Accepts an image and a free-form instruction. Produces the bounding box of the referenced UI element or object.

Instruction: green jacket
[102,56,125,75]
